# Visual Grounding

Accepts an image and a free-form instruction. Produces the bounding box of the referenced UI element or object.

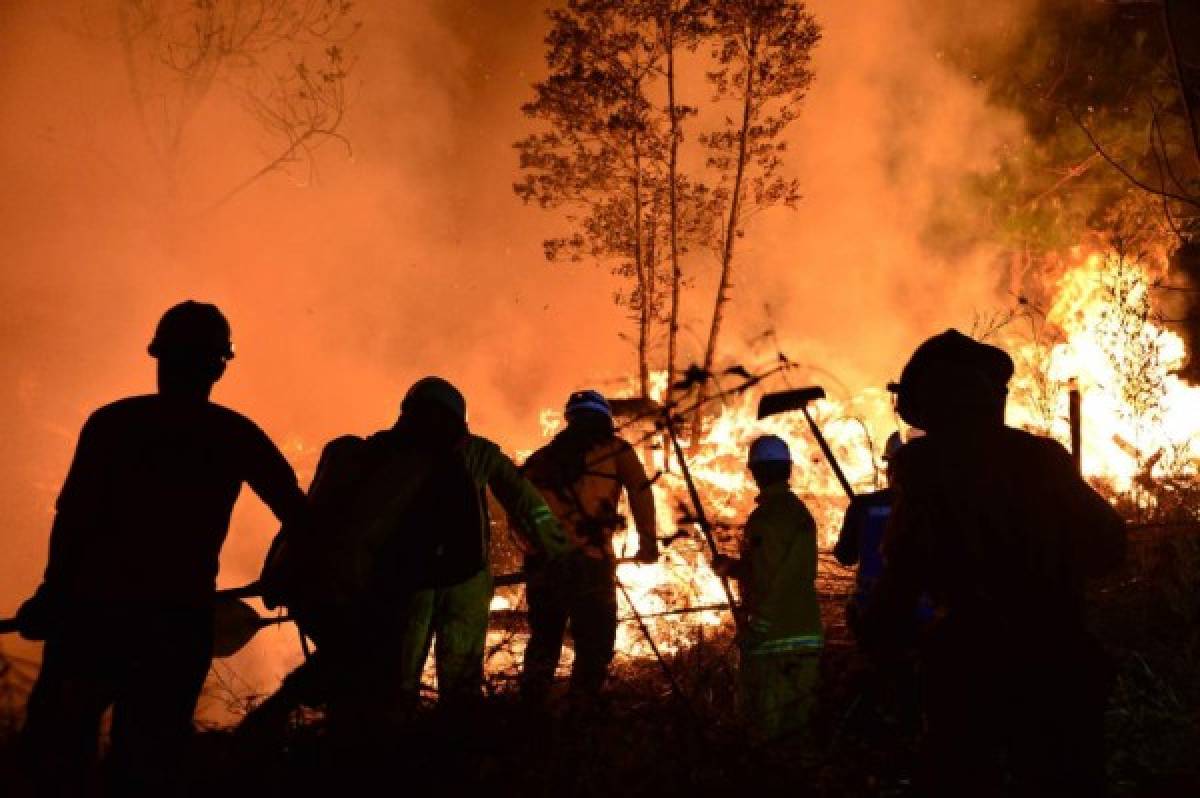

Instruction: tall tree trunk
[665,20,682,469]
[647,192,660,397]
[632,119,651,400]
[666,23,683,400]
[697,35,757,423]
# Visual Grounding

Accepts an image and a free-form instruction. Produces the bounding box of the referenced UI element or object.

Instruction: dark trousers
[22,607,212,797]
[520,551,617,701]
[239,599,414,745]
[919,625,1111,798]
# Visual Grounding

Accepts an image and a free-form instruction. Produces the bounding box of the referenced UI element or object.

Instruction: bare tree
[112,0,358,206]
[650,0,708,396]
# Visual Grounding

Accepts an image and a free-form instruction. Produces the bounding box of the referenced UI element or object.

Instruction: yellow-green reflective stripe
[747,635,824,655]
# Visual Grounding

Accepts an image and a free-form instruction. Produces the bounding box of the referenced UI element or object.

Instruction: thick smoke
[0,0,1026,699]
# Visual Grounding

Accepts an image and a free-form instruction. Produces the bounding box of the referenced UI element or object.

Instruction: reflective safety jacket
[835,487,933,629]
[462,434,568,560]
[736,483,823,654]
[834,488,893,608]
[522,436,656,561]
[266,432,565,608]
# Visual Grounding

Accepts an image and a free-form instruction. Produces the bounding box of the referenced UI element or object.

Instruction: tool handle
[254,614,293,631]
[801,405,856,499]
[660,414,742,629]
[662,416,717,550]
[0,618,18,635]
[217,582,262,600]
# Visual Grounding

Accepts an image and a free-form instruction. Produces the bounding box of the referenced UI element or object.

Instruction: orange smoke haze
[0,0,1028,695]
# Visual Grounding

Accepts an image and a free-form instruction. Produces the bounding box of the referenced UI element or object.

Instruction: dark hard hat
[148,301,234,361]
[565,389,613,420]
[748,434,792,465]
[889,329,1013,430]
[402,376,467,423]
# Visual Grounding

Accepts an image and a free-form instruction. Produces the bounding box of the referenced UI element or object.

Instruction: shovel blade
[757,386,826,419]
[212,597,266,658]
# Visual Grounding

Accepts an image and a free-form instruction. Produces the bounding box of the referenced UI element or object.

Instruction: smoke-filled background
[0,0,1029,693]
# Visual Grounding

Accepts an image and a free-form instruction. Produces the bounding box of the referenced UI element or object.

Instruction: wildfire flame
[1007,252,1200,497]
[505,249,1200,663]
[525,374,893,659]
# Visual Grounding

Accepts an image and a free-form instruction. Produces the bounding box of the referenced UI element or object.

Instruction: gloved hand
[634,545,659,564]
[16,583,59,641]
[541,521,570,561]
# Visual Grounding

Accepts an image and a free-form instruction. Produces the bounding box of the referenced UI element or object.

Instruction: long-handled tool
[0,582,291,660]
[758,385,856,499]
[610,396,744,633]
[211,597,294,657]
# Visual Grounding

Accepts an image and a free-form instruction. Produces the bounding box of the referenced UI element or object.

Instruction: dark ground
[0,529,1197,797]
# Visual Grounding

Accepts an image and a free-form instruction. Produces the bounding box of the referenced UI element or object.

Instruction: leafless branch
[1068,106,1200,209]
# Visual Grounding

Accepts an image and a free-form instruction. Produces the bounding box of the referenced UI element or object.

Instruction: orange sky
[0,0,1025,687]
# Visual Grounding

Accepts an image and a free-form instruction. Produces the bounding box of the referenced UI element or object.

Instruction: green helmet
[402,376,467,423]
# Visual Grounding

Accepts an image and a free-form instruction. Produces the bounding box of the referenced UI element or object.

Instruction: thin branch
[1068,106,1200,209]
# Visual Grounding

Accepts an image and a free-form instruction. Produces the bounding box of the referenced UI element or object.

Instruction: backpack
[380,447,486,591]
[262,431,485,610]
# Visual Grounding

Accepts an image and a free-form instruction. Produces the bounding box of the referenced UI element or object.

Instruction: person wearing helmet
[518,390,658,708]
[390,377,568,716]
[833,430,928,772]
[247,376,566,741]
[17,301,307,795]
[713,434,823,740]
[866,330,1126,796]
